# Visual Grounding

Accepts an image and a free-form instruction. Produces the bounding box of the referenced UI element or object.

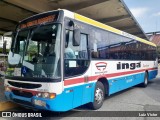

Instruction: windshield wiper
[12,30,20,57]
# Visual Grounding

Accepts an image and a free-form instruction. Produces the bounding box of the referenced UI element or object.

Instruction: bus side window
[64,30,89,77]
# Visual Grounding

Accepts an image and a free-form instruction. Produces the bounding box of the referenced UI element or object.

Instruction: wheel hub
[95,88,103,104]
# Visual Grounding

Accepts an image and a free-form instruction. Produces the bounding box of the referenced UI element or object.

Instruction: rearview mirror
[73,29,80,46]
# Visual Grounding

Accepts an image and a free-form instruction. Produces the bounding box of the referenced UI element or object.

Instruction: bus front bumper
[5,91,70,111]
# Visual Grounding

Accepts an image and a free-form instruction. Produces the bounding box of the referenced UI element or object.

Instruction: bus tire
[141,72,148,87]
[89,81,105,110]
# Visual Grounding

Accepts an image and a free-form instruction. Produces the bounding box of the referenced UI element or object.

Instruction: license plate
[34,100,46,107]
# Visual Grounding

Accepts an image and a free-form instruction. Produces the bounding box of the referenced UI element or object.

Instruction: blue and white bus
[4,9,158,111]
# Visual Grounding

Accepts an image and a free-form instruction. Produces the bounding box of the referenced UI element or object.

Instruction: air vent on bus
[8,81,42,89]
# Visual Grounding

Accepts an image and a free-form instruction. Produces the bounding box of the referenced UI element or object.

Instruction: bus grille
[12,90,33,98]
[8,81,41,89]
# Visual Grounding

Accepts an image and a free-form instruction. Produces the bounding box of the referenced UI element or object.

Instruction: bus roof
[18,9,156,47]
[69,11,156,47]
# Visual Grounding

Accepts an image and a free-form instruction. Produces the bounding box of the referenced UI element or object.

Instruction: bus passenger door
[64,30,91,108]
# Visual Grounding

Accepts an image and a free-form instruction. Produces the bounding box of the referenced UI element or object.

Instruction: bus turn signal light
[50,93,56,99]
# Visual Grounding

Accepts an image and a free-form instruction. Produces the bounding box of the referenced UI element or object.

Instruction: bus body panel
[90,60,157,95]
[5,60,158,111]
[5,82,96,111]
[108,72,145,95]
[148,69,158,80]
[5,59,158,111]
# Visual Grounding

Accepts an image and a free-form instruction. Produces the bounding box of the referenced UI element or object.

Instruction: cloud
[152,12,160,16]
[130,7,148,18]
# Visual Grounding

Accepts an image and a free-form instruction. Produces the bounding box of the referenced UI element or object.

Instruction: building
[147,32,160,62]
[147,32,160,46]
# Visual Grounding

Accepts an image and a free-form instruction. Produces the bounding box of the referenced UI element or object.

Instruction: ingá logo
[95,62,107,72]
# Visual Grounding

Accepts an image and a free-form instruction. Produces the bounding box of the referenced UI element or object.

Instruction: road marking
[0,101,19,111]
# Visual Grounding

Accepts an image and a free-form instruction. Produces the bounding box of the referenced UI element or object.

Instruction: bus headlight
[36,92,56,99]
[5,86,11,92]
[36,93,42,97]
[42,92,49,98]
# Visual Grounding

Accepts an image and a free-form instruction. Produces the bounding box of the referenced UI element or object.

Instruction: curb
[0,101,19,111]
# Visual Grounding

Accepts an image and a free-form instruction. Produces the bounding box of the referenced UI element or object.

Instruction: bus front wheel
[89,81,105,110]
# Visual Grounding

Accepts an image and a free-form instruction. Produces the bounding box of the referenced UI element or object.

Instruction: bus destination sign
[20,15,57,29]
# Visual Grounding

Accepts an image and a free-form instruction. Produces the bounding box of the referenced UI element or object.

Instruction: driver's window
[64,30,89,77]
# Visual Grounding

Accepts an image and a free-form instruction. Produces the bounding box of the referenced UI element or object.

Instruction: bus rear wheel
[89,81,105,110]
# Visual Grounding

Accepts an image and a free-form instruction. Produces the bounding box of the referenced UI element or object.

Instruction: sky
[124,0,160,33]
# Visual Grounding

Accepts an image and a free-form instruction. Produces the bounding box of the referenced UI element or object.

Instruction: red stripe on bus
[64,67,157,86]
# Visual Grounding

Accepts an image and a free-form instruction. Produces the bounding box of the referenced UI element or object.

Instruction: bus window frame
[63,30,91,79]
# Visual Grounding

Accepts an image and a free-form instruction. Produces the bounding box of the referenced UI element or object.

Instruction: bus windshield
[8,24,61,78]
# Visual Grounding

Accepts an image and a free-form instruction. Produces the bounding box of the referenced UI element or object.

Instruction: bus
[4,9,158,111]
